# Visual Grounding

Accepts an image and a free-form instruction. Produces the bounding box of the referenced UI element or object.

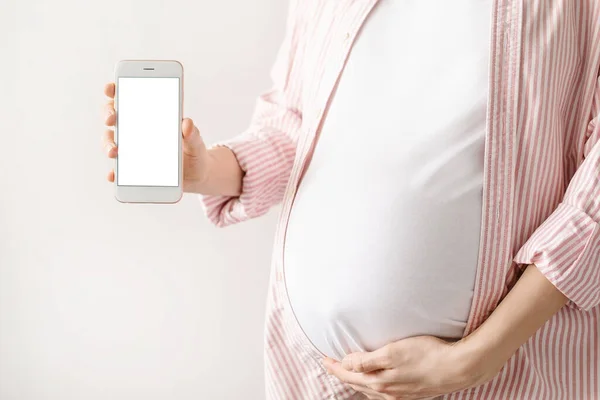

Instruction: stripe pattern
[200,0,600,398]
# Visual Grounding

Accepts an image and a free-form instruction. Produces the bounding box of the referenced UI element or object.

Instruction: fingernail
[105,143,115,154]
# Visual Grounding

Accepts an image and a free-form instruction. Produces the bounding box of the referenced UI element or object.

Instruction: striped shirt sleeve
[199,1,305,227]
[514,72,600,311]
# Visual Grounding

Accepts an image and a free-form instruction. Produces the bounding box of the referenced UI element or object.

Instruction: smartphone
[114,60,183,203]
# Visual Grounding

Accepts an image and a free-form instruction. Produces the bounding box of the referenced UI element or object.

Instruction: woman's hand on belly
[322,335,493,400]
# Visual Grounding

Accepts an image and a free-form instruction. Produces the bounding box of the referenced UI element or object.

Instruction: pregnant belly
[283,177,481,360]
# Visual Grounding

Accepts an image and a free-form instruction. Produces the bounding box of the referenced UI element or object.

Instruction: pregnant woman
[102,0,600,399]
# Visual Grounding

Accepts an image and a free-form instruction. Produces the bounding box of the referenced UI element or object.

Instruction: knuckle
[355,356,366,372]
[382,344,393,359]
[342,357,352,371]
[371,382,387,393]
[381,346,393,366]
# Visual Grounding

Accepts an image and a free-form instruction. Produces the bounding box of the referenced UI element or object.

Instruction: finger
[324,358,372,387]
[349,384,380,399]
[182,117,195,139]
[104,103,116,126]
[102,130,117,158]
[102,129,114,146]
[107,169,114,182]
[342,345,392,373]
[356,370,430,399]
[182,118,203,155]
[104,82,115,98]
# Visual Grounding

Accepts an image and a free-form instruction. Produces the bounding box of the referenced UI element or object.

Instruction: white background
[0,0,286,399]
[117,77,180,187]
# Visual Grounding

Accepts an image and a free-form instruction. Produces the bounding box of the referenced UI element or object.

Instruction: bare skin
[323,264,568,399]
[102,82,244,196]
[102,83,569,400]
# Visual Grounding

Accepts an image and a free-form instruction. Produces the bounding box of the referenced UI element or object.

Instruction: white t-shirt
[283,0,493,360]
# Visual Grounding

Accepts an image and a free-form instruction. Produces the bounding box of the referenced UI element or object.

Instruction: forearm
[187,146,244,196]
[459,264,568,381]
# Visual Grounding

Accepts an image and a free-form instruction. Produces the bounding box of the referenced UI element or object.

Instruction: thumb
[182,118,205,156]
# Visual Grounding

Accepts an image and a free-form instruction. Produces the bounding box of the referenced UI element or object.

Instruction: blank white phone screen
[117,77,179,187]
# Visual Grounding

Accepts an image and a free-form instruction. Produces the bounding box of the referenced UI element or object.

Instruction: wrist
[450,329,507,387]
[202,147,218,186]
[186,145,243,196]
[183,150,214,194]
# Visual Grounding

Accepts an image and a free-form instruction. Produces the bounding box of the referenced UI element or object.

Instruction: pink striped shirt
[201,0,600,398]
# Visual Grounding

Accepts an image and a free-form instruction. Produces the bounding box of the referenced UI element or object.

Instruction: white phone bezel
[114,60,184,204]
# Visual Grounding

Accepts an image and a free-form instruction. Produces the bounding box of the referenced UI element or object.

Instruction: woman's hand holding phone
[102,82,243,197]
